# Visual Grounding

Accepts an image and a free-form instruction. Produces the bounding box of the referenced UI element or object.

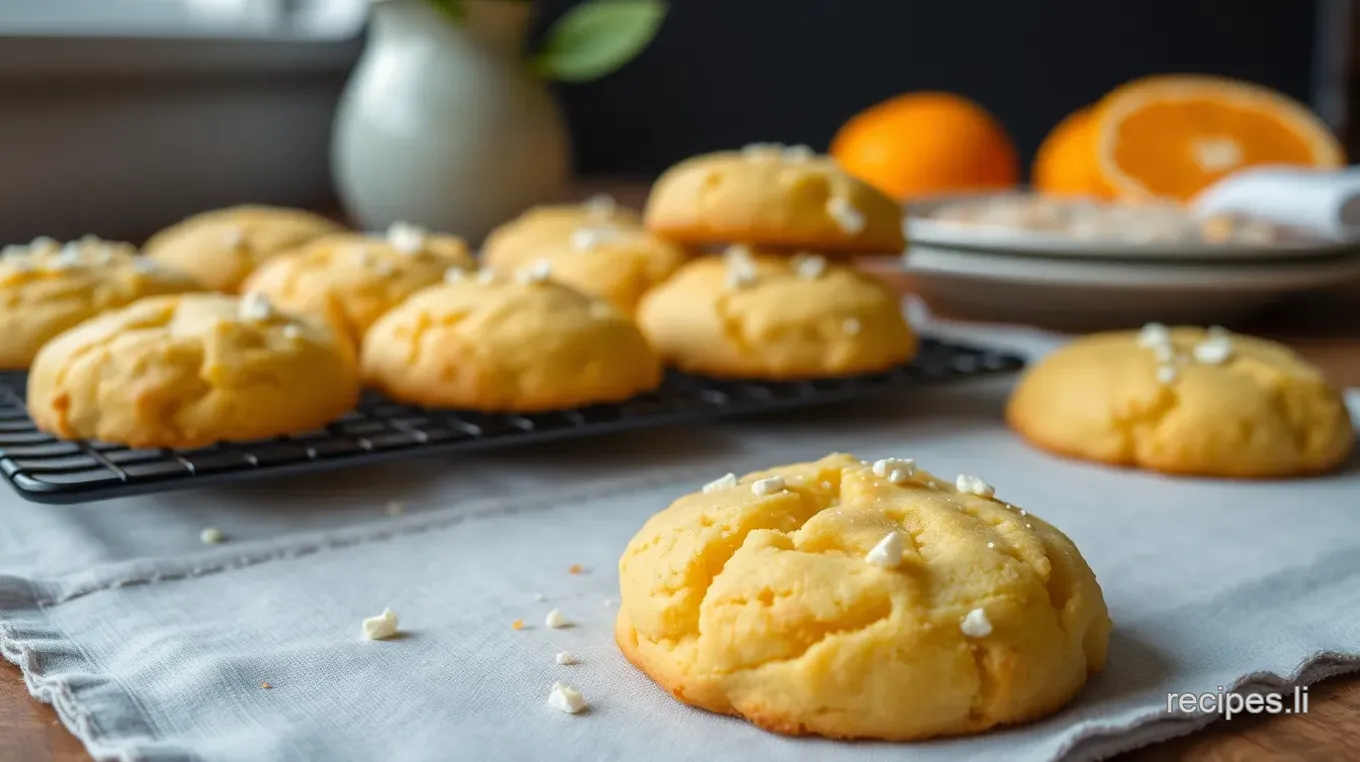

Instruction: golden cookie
[27,293,359,448]
[361,266,662,412]
[617,453,1111,741]
[1006,325,1355,478]
[644,146,905,253]
[482,199,688,314]
[0,237,205,370]
[634,249,917,379]
[239,225,474,347]
[144,205,345,293]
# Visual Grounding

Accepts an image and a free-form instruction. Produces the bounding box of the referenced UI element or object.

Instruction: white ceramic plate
[905,195,1359,262]
[899,245,1360,331]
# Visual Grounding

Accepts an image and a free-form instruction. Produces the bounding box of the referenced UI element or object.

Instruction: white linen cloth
[1191,165,1360,240]
[2,309,1359,762]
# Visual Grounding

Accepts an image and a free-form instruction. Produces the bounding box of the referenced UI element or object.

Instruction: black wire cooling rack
[0,338,1023,504]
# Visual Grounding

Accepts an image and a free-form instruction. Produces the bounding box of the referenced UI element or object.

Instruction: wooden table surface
[2,295,1359,761]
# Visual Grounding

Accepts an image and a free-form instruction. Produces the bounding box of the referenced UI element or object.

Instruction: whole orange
[1031,107,1113,198]
[830,92,1020,200]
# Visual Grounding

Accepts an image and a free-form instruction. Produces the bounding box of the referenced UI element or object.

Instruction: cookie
[0,237,205,370]
[27,293,359,448]
[644,146,906,254]
[482,197,688,314]
[361,263,662,412]
[1006,324,1355,477]
[144,205,345,293]
[617,453,1111,741]
[634,248,916,379]
[239,224,474,346]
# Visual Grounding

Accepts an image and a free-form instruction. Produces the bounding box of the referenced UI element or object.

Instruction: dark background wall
[535,0,1324,178]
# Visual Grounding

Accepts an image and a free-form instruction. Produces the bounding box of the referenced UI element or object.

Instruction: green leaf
[533,1,668,83]
[422,0,465,22]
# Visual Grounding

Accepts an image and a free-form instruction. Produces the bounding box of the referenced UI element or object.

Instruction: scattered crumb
[534,593,547,603]
[568,564,584,575]
[547,682,587,714]
[199,527,225,545]
[385,501,404,516]
[512,618,526,630]
[260,682,273,690]
[361,608,400,640]
[555,651,579,666]
[545,609,570,629]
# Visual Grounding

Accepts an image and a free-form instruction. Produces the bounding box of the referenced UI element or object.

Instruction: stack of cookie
[635,144,918,380]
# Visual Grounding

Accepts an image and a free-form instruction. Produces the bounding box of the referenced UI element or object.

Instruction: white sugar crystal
[871,458,916,484]
[547,682,586,714]
[239,292,274,322]
[131,257,159,274]
[826,197,866,234]
[793,254,826,279]
[515,259,553,284]
[1193,336,1232,365]
[702,473,738,493]
[741,142,783,160]
[555,651,579,665]
[29,236,58,252]
[782,144,815,163]
[864,531,904,568]
[955,474,995,498]
[199,527,225,545]
[723,244,754,263]
[444,267,468,284]
[1137,322,1170,348]
[583,194,617,218]
[386,221,427,254]
[569,225,622,252]
[752,476,785,496]
[545,609,569,629]
[361,608,399,640]
[725,260,758,290]
[960,608,992,638]
[1156,365,1177,384]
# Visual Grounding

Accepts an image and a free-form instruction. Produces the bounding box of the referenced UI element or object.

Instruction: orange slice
[1091,75,1345,203]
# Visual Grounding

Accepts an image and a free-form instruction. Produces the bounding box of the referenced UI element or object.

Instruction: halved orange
[1090,75,1345,203]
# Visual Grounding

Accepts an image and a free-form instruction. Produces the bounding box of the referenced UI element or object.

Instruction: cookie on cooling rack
[239,224,475,347]
[482,196,689,315]
[27,292,359,448]
[360,263,662,413]
[0,237,205,370]
[644,145,905,254]
[634,247,917,379]
[144,205,345,293]
[617,452,1111,741]
[1006,324,1355,478]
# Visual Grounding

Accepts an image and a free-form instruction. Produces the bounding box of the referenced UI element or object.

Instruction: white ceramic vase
[332,0,571,242]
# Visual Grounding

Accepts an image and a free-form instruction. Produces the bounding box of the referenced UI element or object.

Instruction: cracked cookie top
[1006,325,1354,477]
[616,453,1111,741]
[634,250,916,380]
[0,238,205,370]
[239,227,474,349]
[482,201,688,316]
[27,292,359,448]
[359,266,661,412]
[643,148,906,254]
[145,205,345,293]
